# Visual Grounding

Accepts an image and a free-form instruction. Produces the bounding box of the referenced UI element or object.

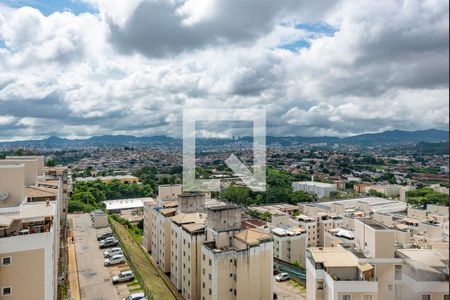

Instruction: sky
[0,0,448,141]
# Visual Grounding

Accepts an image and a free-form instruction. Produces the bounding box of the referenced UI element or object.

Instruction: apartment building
[0,157,62,300]
[292,181,337,198]
[271,226,306,266]
[152,203,177,273]
[307,216,449,300]
[201,205,273,300]
[306,247,378,300]
[170,212,206,300]
[143,185,182,254]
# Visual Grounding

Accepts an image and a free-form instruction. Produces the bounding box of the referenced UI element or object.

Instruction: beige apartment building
[170,212,206,300]
[0,157,62,300]
[307,217,449,300]
[306,247,378,300]
[271,226,307,266]
[201,205,273,300]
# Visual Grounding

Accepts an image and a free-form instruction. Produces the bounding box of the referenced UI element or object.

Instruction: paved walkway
[68,238,80,300]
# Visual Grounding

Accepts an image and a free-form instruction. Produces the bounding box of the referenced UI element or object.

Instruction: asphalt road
[71,213,126,300]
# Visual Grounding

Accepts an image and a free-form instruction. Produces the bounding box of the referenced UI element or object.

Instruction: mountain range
[0,129,447,148]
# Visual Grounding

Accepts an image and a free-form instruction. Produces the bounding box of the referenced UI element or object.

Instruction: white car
[123,292,147,300]
[104,254,125,266]
[275,272,289,282]
[104,247,123,258]
[112,270,134,284]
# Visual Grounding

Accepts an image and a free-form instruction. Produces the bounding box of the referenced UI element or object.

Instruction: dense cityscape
[0,0,448,300]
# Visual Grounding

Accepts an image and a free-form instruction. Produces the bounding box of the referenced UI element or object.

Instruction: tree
[71,191,96,206]
[222,186,251,204]
[46,159,56,167]
[291,190,317,203]
[368,189,384,197]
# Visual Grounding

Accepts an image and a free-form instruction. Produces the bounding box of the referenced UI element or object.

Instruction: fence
[273,258,306,285]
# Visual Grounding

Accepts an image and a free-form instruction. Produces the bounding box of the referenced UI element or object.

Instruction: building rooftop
[0,202,56,227]
[309,247,358,267]
[359,218,390,230]
[271,226,305,237]
[234,228,272,246]
[76,175,138,182]
[172,212,206,225]
[182,223,205,234]
[207,204,240,211]
[397,248,449,274]
[293,181,337,188]
[159,207,177,216]
[103,197,152,211]
[25,186,57,198]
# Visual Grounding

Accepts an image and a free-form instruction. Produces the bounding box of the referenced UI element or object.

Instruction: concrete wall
[159,185,182,202]
[0,159,38,186]
[207,207,241,232]
[0,165,25,208]
[6,156,45,176]
[178,193,205,214]
[0,249,45,300]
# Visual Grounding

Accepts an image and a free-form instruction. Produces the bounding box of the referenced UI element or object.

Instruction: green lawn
[110,219,182,300]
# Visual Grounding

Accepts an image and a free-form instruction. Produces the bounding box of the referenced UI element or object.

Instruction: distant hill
[0,129,447,149]
[342,129,448,145]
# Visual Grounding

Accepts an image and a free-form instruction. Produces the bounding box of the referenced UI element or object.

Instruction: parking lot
[71,213,140,300]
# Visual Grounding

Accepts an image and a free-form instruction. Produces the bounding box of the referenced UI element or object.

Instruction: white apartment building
[292,181,337,198]
[0,157,62,300]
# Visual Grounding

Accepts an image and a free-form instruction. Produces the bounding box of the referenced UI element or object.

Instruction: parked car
[123,292,147,300]
[97,231,113,241]
[104,254,125,266]
[104,247,123,258]
[99,238,119,249]
[274,272,289,282]
[112,270,134,284]
[99,235,115,243]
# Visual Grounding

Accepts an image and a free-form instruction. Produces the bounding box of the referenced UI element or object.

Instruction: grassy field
[110,219,182,300]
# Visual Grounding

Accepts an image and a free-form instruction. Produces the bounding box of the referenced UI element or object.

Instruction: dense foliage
[69,179,154,212]
[406,187,448,208]
[220,168,317,206]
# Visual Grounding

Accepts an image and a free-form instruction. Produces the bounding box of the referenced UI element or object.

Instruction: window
[387,284,394,292]
[444,295,450,300]
[317,281,324,290]
[208,273,211,280]
[364,296,372,300]
[209,288,212,295]
[2,287,11,296]
[394,265,402,280]
[341,296,351,300]
[1,257,12,266]
[421,296,431,300]
[209,259,212,266]
[394,285,401,299]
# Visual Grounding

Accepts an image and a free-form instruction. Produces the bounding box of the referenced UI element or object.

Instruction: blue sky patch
[279,22,337,52]
[0,0,96,16]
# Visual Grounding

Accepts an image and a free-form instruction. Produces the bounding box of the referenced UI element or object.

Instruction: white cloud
[0,0,448,141]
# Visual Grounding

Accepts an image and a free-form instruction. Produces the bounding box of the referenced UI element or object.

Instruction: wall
[0,165,25,208]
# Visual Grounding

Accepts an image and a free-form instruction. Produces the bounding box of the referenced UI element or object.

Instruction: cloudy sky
[0,0,448,141]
